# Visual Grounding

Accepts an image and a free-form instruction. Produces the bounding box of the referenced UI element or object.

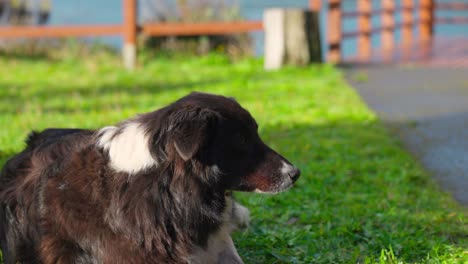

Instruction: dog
[0,92,300,263]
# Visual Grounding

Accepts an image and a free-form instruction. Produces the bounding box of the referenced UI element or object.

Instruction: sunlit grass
[0,53,466,263]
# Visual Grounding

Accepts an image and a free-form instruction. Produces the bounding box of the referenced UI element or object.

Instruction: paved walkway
[345,66,468,205]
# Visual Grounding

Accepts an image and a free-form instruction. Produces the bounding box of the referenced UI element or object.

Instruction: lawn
[0,53,466,263]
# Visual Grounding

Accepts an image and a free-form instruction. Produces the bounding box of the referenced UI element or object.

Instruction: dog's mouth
[253,177,296,194]
[237,166,300,194]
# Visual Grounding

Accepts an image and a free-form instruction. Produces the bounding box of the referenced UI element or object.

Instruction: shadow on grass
[235,122,467,263]
[0,78,228,114]
[33,79,226,99]
[0,51,54,62]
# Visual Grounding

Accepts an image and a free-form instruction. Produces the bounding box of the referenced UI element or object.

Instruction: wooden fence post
[123,0,137,70]
[357,0,371,60]
[264,8,322,70]
[381,0,395,55]
[309,0,322,12]
[401,0,414,47]
[419,0,434,44]
[264,9,285,69]
[327,0,342,63]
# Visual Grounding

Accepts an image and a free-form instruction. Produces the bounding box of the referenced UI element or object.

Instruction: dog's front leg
[216,235,244,264]
[216,200,250,264]
[230,201,250,231]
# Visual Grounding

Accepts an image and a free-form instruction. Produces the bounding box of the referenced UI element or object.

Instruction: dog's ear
[171,108,219,161]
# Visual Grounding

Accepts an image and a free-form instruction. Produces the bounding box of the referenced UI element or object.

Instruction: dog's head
[161,92,300,193]
[98,92,300,193]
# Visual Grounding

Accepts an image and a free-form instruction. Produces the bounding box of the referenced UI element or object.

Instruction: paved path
[345,66,468,205]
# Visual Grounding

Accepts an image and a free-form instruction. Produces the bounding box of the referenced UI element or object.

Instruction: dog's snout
[280,161,300,182]
[288,167,300,182]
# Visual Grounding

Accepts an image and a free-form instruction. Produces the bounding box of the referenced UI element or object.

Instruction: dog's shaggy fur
[0,92,300,263]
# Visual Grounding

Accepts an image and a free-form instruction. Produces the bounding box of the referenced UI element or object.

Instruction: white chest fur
[189,197,250,264]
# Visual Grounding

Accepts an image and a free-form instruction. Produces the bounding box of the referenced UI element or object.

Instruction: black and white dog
[0,92,300,263]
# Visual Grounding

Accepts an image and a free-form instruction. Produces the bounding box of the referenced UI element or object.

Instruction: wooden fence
[0,0,265,69]
[0,0,467,68]
[327,0,468,63]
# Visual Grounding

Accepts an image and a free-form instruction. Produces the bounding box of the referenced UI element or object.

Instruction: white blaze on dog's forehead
[97,123,157,174]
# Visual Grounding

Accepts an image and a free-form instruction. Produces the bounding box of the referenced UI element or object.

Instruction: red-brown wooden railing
[327,0,468,63]
[0,0,265,69]
[0,0,466,67]
[327,0,342,62]
[435,2,468,24]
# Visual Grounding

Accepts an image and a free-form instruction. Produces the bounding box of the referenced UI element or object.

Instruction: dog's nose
[288,167,300,182]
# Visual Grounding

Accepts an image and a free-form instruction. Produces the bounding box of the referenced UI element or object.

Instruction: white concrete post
[264,8,322,70]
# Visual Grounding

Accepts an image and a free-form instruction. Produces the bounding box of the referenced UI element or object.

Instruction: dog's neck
[104,164,226,259]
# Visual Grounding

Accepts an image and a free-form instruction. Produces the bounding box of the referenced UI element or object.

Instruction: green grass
[0,53,467,263]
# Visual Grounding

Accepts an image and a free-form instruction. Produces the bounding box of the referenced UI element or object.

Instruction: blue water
[49,0,468,58]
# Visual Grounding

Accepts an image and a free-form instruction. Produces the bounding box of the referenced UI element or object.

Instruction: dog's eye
[232,134,249,155]
[240,136,247,144]
[238,135,247,144]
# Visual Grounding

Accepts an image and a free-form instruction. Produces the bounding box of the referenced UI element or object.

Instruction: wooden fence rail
[141,21,263,36]
[0,0,467,67]
[328,0,468,63]
[434,1,468,24]
[0,25,122,38]
[0,0,265,69]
